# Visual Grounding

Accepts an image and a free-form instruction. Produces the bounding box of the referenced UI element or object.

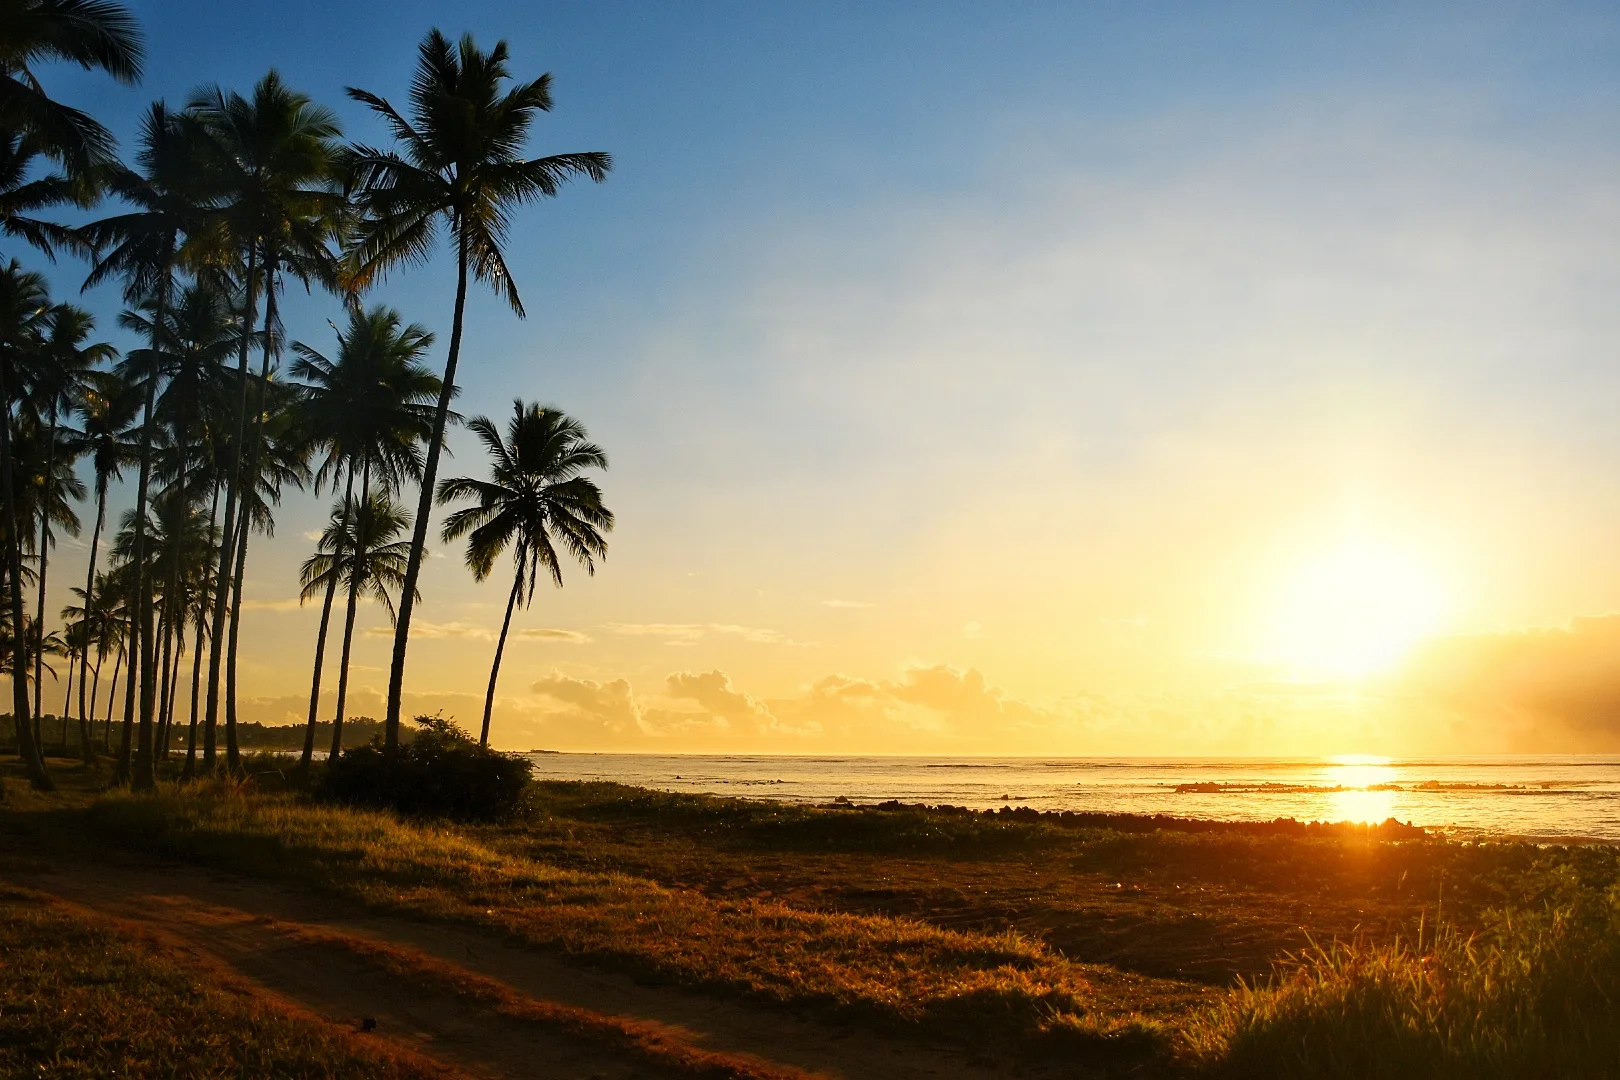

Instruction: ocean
[520,753,1620,842]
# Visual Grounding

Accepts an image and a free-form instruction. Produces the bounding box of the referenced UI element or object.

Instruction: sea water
[520,753,1620,841]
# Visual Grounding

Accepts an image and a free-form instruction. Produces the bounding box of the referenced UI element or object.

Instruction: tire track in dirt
[7,853,1074,1080]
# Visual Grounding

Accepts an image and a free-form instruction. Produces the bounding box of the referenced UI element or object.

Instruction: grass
[7,758,1620,1076]
[84,783,1170,1058]
[0,883,459,1079]
[1183,880,1620,1078]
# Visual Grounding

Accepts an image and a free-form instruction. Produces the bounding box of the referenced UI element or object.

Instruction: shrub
[321,714,532,821]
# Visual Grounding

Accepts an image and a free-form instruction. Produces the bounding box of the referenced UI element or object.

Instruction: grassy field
[0,882,456,1079]
[4,757,1620,1077]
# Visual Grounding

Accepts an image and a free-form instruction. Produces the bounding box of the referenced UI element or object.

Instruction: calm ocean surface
[521,753,1620,842]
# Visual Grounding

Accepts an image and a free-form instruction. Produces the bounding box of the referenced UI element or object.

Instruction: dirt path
[5,852,1087,1080]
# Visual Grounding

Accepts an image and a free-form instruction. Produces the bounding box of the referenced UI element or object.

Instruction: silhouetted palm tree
[439,401,611,747]
[290,304,438,768]
[185,71,343,772]
[299,491,413,760]
[68,367,135,759]
[0,259,53,787]
[0,0,144,256]
[345,29,610,746]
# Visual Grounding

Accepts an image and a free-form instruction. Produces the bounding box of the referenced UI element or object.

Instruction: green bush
[321,714,532,821]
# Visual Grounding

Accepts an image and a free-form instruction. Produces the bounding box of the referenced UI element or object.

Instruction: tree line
[1,0,615,792]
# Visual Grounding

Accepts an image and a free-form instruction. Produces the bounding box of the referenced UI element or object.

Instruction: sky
[22,1,1620,754]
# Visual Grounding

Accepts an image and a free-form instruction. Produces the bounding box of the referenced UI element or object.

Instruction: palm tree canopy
[0,0,144,173]
[290,304,442,492]
[299,490,415,622]
[183,70,346,288]
[438,399,612,602]
[344,29,611,315]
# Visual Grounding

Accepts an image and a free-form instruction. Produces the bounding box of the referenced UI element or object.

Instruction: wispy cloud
[961,620,986,640]
[603,622,799,645]
[364,620,490,640]
[518,628,593,644]
[822,599,875,609]
[240,597,304,612]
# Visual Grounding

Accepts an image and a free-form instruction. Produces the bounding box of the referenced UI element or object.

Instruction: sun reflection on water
[1325,755,1397,823]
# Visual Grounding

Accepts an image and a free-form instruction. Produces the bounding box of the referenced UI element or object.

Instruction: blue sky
[24,2,1620,753]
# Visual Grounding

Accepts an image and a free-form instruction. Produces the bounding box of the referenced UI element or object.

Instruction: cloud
[530,673,643,734]
[663,669,778,733]
[822,599,875,609]
[602,622,800,645]
[961,620,986,639]
[518,628,593,644]
[239,597,305,612]
[1387,615,1620,750]
[365,620,490,640]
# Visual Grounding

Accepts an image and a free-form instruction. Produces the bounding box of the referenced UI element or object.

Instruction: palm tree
[300,491,413,761]
[68,367,135,760]
[12,407,83,729]
[0,0,143,170]
[0,0,144,257]
[345,29,611,747]
[439,401,611,747]
[289,304,438,768]
[220,375,309,766]
[184,71,344,773]
[27,302,108,724]
[79,100,208,789]
[0,259,52,787]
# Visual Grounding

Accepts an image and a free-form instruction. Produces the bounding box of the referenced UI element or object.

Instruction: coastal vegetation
[0,0,614,791]
[5,754,1620,1077]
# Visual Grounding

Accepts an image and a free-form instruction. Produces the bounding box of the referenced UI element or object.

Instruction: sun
[1263,536,1449,678]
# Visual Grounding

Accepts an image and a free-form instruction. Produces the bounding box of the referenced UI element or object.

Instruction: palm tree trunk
[181,602,205,779]
[101,639,121,751]
[225,495,250,770]
[117,609,136,780]
[130,322,164,792]
[0,358,52,789]
[76,478,107,762]
[480,568,522,748]
[300,463,352,771]
[330,458,371,763]
[32,408,57,725]
[83,628,103,762]
[204,243,259,771]
[59,647,74,753]
[223,267,277,773]
[385,229,468,748]
[155,601,175,758]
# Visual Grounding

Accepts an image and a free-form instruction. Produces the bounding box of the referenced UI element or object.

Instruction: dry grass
[87,784,1167,1057]
[0,883,462,1080]
[1182,881,1620,1078]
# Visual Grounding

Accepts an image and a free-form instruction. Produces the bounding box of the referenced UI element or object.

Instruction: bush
[321,714,532,821]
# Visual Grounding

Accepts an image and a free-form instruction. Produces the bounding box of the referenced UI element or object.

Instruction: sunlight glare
[1266,538,1449,678]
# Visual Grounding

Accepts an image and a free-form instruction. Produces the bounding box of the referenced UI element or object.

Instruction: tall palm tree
[12,407,83,728]
[345,29,611,747]
[68,367,135,760]
[27,302,108,723]
[79,100,208,789]
[0,0,144,257]
[439,401,611,747]
[220,375,308,767]
[299,491,413,761]
[184,71,344,772]
[289,304,438,768]
[0,259,52,787]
